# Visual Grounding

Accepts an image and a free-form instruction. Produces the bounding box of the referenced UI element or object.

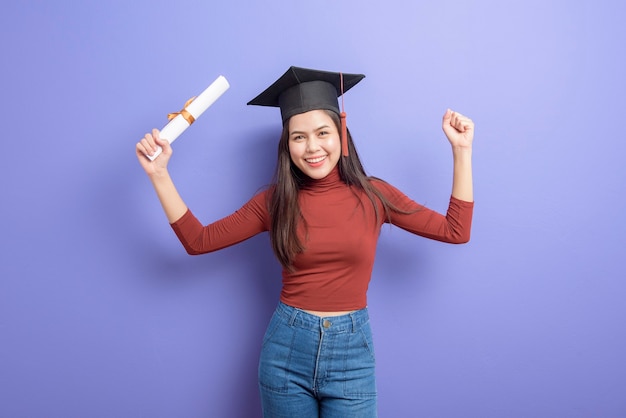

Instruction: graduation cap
[247,66,365,156]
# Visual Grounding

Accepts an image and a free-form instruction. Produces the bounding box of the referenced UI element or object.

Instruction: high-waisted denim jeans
[259,302,377,418]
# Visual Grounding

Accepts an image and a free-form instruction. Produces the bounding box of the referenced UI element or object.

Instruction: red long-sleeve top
[171,168,473,311]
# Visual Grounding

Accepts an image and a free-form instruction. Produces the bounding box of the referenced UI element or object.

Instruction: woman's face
[288,109,341,180]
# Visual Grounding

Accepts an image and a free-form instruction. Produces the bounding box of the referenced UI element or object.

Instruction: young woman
[136,66,474,418]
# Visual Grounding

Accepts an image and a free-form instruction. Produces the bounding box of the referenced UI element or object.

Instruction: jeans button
[323,319,331,329]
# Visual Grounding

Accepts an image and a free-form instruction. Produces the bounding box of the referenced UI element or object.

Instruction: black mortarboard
[247,66,365,156]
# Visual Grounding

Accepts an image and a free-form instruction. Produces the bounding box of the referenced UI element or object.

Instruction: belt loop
[350,312,357,333]
[288,307,299,327]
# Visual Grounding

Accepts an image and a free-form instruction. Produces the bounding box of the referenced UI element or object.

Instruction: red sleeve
[169,191,271,255]
[372,180,474,244]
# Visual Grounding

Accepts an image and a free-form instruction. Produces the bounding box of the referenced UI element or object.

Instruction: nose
[305,137,320,153]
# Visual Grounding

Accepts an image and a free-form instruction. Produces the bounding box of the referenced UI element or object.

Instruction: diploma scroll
[147,75,230,161]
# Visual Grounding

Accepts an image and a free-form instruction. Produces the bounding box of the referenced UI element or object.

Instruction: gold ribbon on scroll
[167,96,197,125]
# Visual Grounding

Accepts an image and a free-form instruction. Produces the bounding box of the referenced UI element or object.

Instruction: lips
[305,155,327,164]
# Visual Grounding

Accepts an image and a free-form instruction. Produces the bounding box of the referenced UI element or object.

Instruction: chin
[299,169,322,179]
[302,164,334,180]
[295,156,339,180]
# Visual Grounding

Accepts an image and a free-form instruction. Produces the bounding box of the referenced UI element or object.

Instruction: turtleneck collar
[300,166,343,192]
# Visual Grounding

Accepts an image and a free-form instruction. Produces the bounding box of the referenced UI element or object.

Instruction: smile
[305,155,327,164]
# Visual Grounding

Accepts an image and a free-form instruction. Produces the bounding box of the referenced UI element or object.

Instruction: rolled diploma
[147,75,230,161]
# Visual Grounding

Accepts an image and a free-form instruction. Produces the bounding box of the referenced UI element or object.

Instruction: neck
[301,166,341,189]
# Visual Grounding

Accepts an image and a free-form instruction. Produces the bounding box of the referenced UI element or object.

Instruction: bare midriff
[303,309,355,317]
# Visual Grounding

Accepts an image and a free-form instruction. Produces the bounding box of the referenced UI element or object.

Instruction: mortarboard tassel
[340,72,349,157]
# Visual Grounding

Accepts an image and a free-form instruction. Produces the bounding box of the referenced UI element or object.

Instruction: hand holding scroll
[137,75,230,161]
[136,129,172,176]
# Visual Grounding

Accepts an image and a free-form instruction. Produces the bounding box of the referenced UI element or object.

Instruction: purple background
[1,1,625,417]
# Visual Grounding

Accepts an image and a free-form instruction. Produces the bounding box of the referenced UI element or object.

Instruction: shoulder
[366,176,421,210]
[368,176,403,197]
[248,186,272,208]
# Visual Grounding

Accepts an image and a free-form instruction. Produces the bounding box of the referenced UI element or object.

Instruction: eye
[318,130,329,137]
[291,134,305,141]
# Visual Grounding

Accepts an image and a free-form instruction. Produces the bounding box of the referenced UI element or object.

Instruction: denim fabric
[259,302,377,418]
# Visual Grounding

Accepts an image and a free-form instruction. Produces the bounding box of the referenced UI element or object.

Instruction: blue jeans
[259,302,377,417]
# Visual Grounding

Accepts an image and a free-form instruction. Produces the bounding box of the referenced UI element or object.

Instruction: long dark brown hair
[268,110,408,271]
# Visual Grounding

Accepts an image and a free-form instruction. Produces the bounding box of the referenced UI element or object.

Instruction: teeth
[306,156,326,163]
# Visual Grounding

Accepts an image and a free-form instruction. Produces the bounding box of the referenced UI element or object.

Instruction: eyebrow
[289,124,331,136]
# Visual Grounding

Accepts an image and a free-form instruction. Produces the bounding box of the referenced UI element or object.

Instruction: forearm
[148,171,189,223]
[451,147,473,202]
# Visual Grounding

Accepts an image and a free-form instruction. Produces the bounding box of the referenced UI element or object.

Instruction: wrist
[148,168,171,183]
[452,146,472,157]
